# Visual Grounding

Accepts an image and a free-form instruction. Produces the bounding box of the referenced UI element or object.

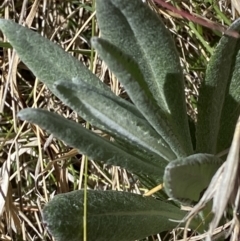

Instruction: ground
[0,0,239,240]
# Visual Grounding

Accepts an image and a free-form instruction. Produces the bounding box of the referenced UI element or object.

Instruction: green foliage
[196,18,240,154]
[1,0,240,240]
[43,190,185,241]
[18,108,165,181]
[164,153,224,204]
[91,37,181,159]
[95,0,193,157]
[54,80,175,162]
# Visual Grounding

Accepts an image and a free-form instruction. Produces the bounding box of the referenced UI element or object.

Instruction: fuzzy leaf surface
[95,0,193,157]
[18,108,164,181]
[217,20,240,153]
[163,153,224,204]
[196,19,240,154]
[92,37,185,158]
[54,80,175,161]
[0,19,103,90]
[43,190,185,241]
[0,19,142,122]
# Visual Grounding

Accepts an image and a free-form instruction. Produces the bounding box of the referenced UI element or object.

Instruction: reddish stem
[153,0,240,38]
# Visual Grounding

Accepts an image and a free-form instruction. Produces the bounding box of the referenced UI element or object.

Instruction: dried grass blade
[209,116,240,235]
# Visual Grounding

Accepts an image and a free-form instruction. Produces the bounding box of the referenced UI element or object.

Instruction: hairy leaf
[43,190,185,241]
[95,0,193,157]
[163,153,224,204]
[18,108,164,181]
[0,19,102,90]
[54,80,176,161]
[217,22,240,153]
[0,19,142,123]
[196,19,240,154]
[92,37,185,158]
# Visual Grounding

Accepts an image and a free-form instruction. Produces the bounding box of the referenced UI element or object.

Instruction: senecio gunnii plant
[1,0,240,240]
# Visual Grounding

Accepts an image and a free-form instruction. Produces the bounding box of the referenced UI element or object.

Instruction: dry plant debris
[0,0,239,240]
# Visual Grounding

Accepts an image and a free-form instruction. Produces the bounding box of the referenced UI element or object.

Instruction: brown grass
[0,0,238,240]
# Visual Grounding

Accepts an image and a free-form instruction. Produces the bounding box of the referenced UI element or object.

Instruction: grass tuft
[0,0,238,240]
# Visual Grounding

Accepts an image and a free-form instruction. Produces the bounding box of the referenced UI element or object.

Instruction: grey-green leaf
[163,153,224,204]
[217,25,240,153]
[18,108,164,181]
[92,37,186,158]
[196,19,240,154]
[54,80,176,161]
[43,190,185,241]
[0,19,142,121]
[0,19,103,91]
[95,0,193,157]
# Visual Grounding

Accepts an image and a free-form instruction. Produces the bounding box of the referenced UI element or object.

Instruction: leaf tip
[0,19,8,30]
[91,36,99,47]
[17,108,35,121]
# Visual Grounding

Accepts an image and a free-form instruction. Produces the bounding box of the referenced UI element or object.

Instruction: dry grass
[0,0,239,240]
